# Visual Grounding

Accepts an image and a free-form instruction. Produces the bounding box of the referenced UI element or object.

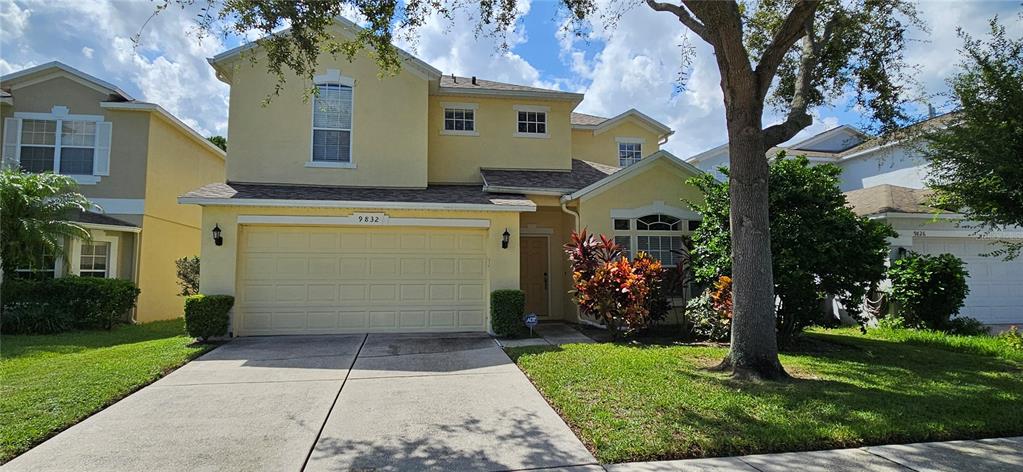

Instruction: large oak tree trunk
[715,77,788,380]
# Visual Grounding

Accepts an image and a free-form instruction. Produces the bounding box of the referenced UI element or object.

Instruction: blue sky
[1,0,1018,157]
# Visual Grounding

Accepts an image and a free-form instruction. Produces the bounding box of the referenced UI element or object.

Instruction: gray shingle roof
[438,75,574,97]
[570,112,608,126]
[845,184,937,216]
[481,159,619,193]
[70,211,138,228]
[181,182,534,208]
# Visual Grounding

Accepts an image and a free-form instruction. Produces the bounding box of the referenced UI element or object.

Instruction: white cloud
[1,0,229,136]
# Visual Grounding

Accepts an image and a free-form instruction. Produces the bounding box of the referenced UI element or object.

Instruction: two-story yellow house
[1,62,226,321]
[181,18,705,336]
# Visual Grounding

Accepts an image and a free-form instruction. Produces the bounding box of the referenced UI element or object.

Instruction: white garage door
[236,226,488,335]
[915,237,1023,326]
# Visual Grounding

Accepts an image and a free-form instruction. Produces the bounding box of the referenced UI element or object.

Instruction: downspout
[131,231,142,323]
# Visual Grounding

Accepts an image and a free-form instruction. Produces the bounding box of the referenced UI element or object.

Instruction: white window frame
[612,213,689,267]
[513,104,550,139]
[14,107,104,184]
[13,249,63,278]
[307,69,356,169]
[616,137,644,167]
[440,102,479,136]
[69,232,118,278]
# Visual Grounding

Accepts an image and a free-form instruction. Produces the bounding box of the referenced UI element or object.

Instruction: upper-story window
[616,138,644,167]
[613,214,685,266]
[3,106,111,184]
[309,70,355,168]
[441,102,479,136]
[513,105,549,138]
[312,83,353,163]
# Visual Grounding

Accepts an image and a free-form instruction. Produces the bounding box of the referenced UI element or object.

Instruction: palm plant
[0,169,94,278]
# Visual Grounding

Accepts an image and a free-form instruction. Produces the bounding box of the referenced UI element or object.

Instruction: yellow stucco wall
[578,158,704,237]
[223,50,429,188]
[427,96,576,183]
[196,205,521,334]
[571,119,664,167]
[134,113,226,322]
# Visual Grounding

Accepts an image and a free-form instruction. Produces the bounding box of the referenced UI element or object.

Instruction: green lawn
[0,320,211,462]
[508,330,1023,463]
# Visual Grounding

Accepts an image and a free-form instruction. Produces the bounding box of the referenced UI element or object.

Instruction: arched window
[311,71,354,165]
[612,214,686,266]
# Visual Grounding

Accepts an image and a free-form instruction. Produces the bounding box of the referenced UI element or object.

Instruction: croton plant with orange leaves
[565,230,669,337]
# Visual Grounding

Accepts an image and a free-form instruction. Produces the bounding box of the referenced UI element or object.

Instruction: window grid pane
[20,147,55,173]
[61,121,97,146]
[21,119,56,145]
[59,148,94,175]
[79,242,110,277]
[443,108,475,132]
[619,142,642,167]
[517,111,547,134]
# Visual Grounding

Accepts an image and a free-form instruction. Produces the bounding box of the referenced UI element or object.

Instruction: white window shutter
[93,121,112,176]
[2,117,21,166]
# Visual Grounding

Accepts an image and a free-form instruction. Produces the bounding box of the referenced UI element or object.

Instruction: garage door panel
[915,236,1023,325]
[237,226,489,335]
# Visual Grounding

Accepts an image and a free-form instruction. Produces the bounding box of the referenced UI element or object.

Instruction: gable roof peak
[0,61,134,101]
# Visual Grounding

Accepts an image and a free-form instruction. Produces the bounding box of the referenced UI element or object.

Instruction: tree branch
[646,1,712,44]
[754,0,820,101]
[762,32,815,148]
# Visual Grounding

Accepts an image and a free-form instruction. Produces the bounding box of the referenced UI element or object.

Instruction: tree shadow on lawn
[634,334,1023,460]
[0,319,194,359]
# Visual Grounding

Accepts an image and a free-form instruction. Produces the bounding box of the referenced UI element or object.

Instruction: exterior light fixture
[502,229,511,249]
[212,224,223,246]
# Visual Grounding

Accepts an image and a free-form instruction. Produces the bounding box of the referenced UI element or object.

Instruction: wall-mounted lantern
[212,224,223,246]
[502,229,511,249]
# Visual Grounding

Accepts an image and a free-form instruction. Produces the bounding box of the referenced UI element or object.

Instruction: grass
[847,326,1023,363]
[0,320,212,462]
[508,329,1023,463]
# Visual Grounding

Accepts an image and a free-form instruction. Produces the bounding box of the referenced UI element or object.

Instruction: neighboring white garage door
[915,237,1023,326]
[236,226,487,335]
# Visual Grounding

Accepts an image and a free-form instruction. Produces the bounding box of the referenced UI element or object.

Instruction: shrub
[0,303,73,335]
[946,316,990,336]
[888,252,970,331]
[686,289,731,342]
[491,289,527,337]
[689,155,895,345]
[999,326,1022,352]
[1,277,140,333]
[875,315,907,330]
[565,230,669,338]
[709,275,733,318]
[183,295,234,342]
[175,256,201,296]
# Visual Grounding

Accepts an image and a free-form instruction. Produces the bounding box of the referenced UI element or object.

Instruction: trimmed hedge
[184,294,234,342]
[491,289,527,338]
[1,277,141,334]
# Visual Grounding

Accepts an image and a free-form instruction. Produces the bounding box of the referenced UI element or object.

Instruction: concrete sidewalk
[606,437,1023,472]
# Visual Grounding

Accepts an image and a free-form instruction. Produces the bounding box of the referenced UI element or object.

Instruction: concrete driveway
[4,333,597,472]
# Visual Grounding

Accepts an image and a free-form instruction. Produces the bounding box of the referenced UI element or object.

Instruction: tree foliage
[924,16,1023,259]
[0,170,93,277]
[689,155,896,344]
[207,135,227,151]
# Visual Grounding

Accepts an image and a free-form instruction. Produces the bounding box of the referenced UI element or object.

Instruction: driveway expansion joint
[300,333,368,472]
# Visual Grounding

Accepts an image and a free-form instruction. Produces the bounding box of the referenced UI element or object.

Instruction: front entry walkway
[5,333,597,472]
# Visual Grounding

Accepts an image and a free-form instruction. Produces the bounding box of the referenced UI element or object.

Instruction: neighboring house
[0,62,226,322]
[686,117,1023,330]
[180,18,703,336]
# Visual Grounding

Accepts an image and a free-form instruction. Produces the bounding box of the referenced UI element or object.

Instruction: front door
[520,236,550,317]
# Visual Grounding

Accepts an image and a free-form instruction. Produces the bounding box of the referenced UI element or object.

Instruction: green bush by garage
[183,294,234,342]
[491,289,527,337]
[1,277,141,334]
